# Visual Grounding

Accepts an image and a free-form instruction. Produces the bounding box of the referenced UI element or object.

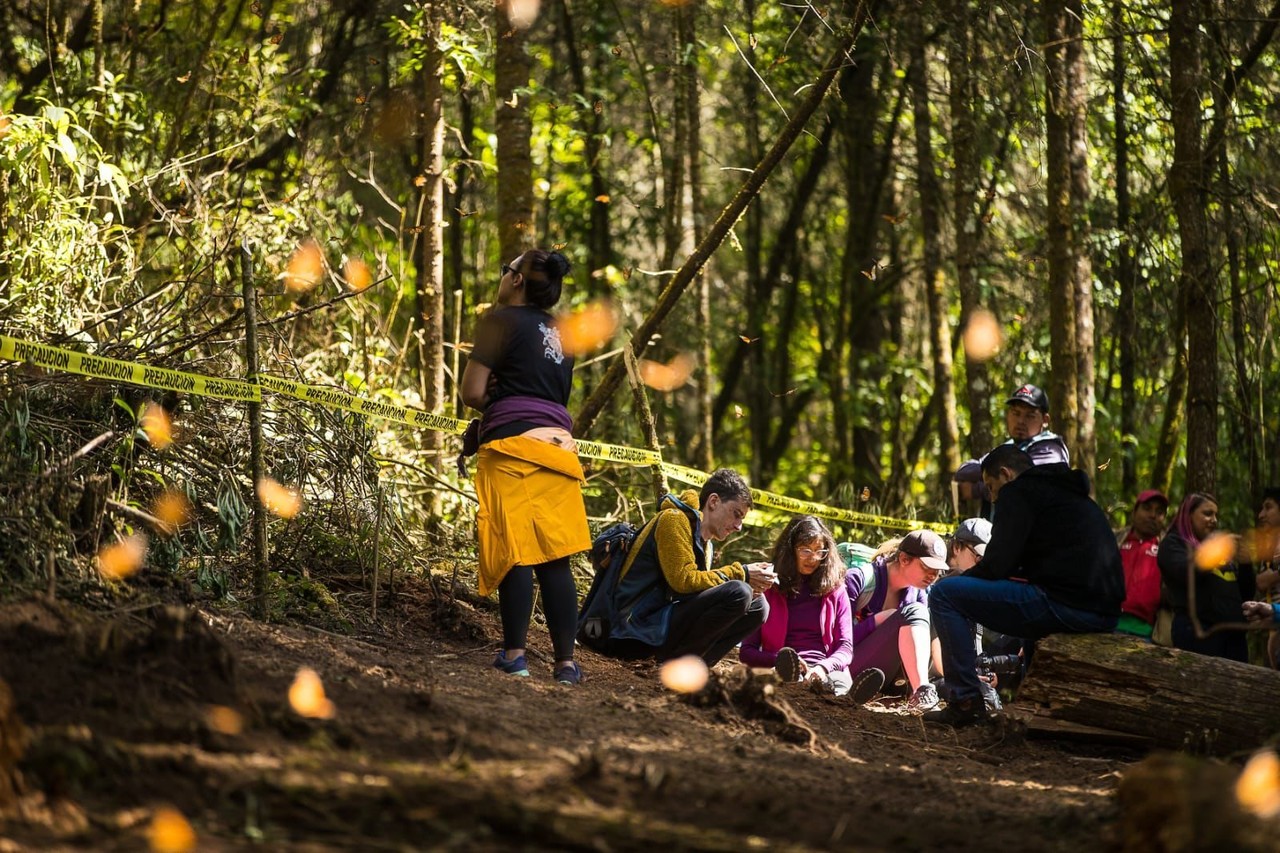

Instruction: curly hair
[771,515,843,598]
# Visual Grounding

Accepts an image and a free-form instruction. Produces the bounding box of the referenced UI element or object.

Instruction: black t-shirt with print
[469,304,573,441]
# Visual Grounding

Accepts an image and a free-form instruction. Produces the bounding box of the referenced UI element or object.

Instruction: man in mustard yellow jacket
[601,469,776,666]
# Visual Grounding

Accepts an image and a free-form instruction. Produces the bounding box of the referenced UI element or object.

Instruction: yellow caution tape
[0,335,260,402]
[0,334,952,533]
[257,374,468,434]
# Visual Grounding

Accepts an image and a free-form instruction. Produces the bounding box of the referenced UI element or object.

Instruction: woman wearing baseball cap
[844,530,949,712]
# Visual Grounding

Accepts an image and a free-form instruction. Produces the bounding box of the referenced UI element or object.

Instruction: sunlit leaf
[660,655,708,693]
[282,239,324,293]
[98,534,148,580]
[1194,532,1237,571]
[152,490,193,532]
[733,404,744,418]
[140,402,173,450]
[1236,750,1280,818]
[343,257,373,292]
[257,477,302,519]
[739,335,759,344]
[556,301,617,356]
[0,116,10,139]
[594,194,611,203]
[638,353,695,392]
[147,806,196,853]
[962,308,1002,362]
[205,705,244,735]
[288,667,336,719]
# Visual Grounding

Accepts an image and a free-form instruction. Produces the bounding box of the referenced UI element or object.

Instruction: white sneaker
[907,682,940,712]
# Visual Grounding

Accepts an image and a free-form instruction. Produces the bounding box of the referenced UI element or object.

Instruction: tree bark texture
[1112,0,1137,498]
[573,3,880,438]
[495,4,535,263]
[1044,0,1080,456]
[1065,0,1096,482]
[1017,633,1280,756]
[908,6,960,497]
[419,12,446,423]
[947,0,994,459]
[1169,0,1217,496]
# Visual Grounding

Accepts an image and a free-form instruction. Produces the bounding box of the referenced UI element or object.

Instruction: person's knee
[720,579,754,611]
[900,601,929,626]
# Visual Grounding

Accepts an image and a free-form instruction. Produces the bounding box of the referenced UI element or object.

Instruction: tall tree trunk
[447,83,474,418]
[743,0,767,486]
[908,6,960,496]
[1044,0,1080,455]
[1066,0,1096,481]
[495,3,535,263]
[1169,0,1217,495]
[680,1,714,472]
[417,4,446,510]
[1112,0,1137,498]
[947,0,993,458]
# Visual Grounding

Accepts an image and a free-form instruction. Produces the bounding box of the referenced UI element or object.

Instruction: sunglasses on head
[502,262,520,277]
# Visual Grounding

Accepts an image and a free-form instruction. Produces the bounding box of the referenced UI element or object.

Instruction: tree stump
[1017,632,1280,755]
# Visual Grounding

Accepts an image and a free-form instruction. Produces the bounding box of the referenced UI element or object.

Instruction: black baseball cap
[1007,383,1049,413]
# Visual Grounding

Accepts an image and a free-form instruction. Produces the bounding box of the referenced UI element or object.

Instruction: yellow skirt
[474,435,591,596]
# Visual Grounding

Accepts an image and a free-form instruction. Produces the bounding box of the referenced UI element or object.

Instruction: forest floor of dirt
[0,574,1159,851]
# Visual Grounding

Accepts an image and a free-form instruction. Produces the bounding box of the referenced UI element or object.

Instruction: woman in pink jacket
[739,516,879,702]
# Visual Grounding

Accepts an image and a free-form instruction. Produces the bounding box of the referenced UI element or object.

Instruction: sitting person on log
[845,530,950,712]
[925,445,1125,727]
[930,517,1014,711]
[1157,492,1252,662]
[739,515,876,700]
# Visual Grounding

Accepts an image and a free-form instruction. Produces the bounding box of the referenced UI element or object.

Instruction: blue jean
[929,576,1117,704]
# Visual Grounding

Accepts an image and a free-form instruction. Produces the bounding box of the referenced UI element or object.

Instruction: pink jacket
[739,584,854,673]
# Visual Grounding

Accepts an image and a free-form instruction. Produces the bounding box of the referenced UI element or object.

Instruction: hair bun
[547,251,571,280]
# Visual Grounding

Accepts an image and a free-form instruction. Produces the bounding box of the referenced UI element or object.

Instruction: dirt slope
[0,584,1140,851]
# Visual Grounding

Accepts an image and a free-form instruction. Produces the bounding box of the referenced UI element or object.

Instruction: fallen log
[1016,632,1280,755]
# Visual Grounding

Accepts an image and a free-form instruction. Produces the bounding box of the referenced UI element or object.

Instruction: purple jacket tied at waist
[481,394,574,437]
[457,395,574,476]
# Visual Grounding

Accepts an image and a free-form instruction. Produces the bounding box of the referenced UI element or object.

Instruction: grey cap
[954,517,993,557]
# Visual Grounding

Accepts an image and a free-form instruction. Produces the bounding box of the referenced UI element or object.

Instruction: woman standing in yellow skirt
[460,249,591,684]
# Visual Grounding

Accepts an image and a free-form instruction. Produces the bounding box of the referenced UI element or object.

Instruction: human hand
[804,665,826,683]
[1243,600,1275,623]
[745,563,777,593]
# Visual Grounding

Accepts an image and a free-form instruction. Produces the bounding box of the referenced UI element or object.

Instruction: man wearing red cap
[1114,489,1169,637]
[953,383,1069,518]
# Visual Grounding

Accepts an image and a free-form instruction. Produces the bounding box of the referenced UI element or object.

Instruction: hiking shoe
[554,661,583,685]
[774,647,803,683]
[493,650,530,677]
[849,667,885,704]
[923,696,989,727]
[907,682,940,712]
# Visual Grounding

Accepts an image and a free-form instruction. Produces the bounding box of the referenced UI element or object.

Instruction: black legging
[497,556,578,661]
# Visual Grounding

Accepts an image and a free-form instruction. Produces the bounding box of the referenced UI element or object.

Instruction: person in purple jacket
[739,516,878,700]
[845,530,950,712]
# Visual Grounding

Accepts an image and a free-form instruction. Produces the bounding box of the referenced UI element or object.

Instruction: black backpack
[577,519,653,649]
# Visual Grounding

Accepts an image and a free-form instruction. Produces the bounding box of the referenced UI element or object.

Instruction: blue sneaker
[553,661,583,685]
[493,650,530,677]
